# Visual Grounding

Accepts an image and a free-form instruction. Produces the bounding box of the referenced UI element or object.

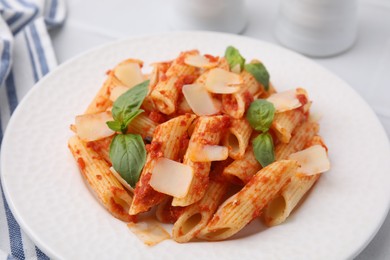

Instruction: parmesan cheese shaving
[114,62,144,88]
[75,111,115,141]
[182,83,220,116]
[288,145,330,175]
[150,158,194,198]
[109,85,129,102]
[205,68,242,94]
[184,54,218,68]
[109,167,134,193]
[189,144,229,162]
[127,219,171,246]
[267,89,301,113]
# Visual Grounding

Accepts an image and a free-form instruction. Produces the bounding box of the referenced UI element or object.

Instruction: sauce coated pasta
[68,46,330,245]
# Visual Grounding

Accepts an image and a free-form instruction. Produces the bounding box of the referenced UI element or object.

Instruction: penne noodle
[68,135,134,222]
[272,109,306,144]
[129,114,197,215]
[171,115,230,207]
[155,197,184,224]
[198,160,298,241]
[127,113,159,139]
[150,50,199,115]
[85,70,119,114]
[172,160,231,243]
[275,121,319,160]
[263,136,327,226]
[222,145,261,185]
[173,180,229,243]
[222,118,252,160]
[86,135,113,164]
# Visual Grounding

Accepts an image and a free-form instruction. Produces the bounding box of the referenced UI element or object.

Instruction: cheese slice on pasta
[109,85,129,102]
[189,144,229,162]
[288,145,330,175]
[182,83,220,116]
[127,219,171,246]
[267,89,301,113]
[205,68,242,94]
[75,111,115,141]
[114,62,143,88]
[150,158,194,198]
[184,54,218,69]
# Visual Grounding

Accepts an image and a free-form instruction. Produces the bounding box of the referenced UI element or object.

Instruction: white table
[50,0,390,258]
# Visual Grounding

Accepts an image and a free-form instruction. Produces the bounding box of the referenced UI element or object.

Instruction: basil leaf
[106,120,122,132]
[224,46,246,71]
[111,80,149,133]
[244,63,270,91]
[246,99,275,132]
[253,132,275,167]
[109,134,146,188]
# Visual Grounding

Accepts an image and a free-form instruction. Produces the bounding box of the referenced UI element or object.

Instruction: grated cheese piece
[114,62,144,88]
[127,219,171,246]
[288,145,330,175]
[109,85,130,102]
[205,68,242,94]
[267,89,302,113]
[182,83,220,116]
[150,158,194,198]
[189,144,229,162]
[184,54,218,68]
[75,111,115,141]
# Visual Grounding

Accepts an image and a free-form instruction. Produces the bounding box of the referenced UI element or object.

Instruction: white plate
[1,32,390,260]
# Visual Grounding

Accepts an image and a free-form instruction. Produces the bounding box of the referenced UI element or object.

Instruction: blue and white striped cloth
[0,0,66,259]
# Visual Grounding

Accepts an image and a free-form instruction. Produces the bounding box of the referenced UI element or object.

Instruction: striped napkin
[0,0,66,259]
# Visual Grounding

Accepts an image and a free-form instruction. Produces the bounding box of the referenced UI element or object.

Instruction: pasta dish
[68,47,330,245]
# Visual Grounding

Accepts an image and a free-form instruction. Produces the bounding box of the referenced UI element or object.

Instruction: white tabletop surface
[49,0,390,258]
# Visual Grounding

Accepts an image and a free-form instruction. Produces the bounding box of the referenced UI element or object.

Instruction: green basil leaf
[111,80,149,129]
[120,109,144,133]
[252,132,275,168]
[224,46,246,71]
[106,120,122,132]
[109,134,146,188]
[244,62,270,91]
[246,99,275,132]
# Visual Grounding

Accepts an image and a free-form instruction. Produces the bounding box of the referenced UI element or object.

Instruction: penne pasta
[222,118,252,160]
[263,136,327,226]
[69,47,330,245]
[68,135,134,222]
[172,160,231,243]
[85,70,118,114]
[150,50,199,115]
[222,145,261,185]
[86,135,113,164]
[173,180,229,243]
[129,114,196,215]
[155,197,184,224]
[198,160,298,241]
[272,109,306,144]
[171,115,230,207]
[127,113,159,139]
[275,121,319,160]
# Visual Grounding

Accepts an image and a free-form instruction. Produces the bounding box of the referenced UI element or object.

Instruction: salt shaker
[170,0,247,34]
[275,0,358,57]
